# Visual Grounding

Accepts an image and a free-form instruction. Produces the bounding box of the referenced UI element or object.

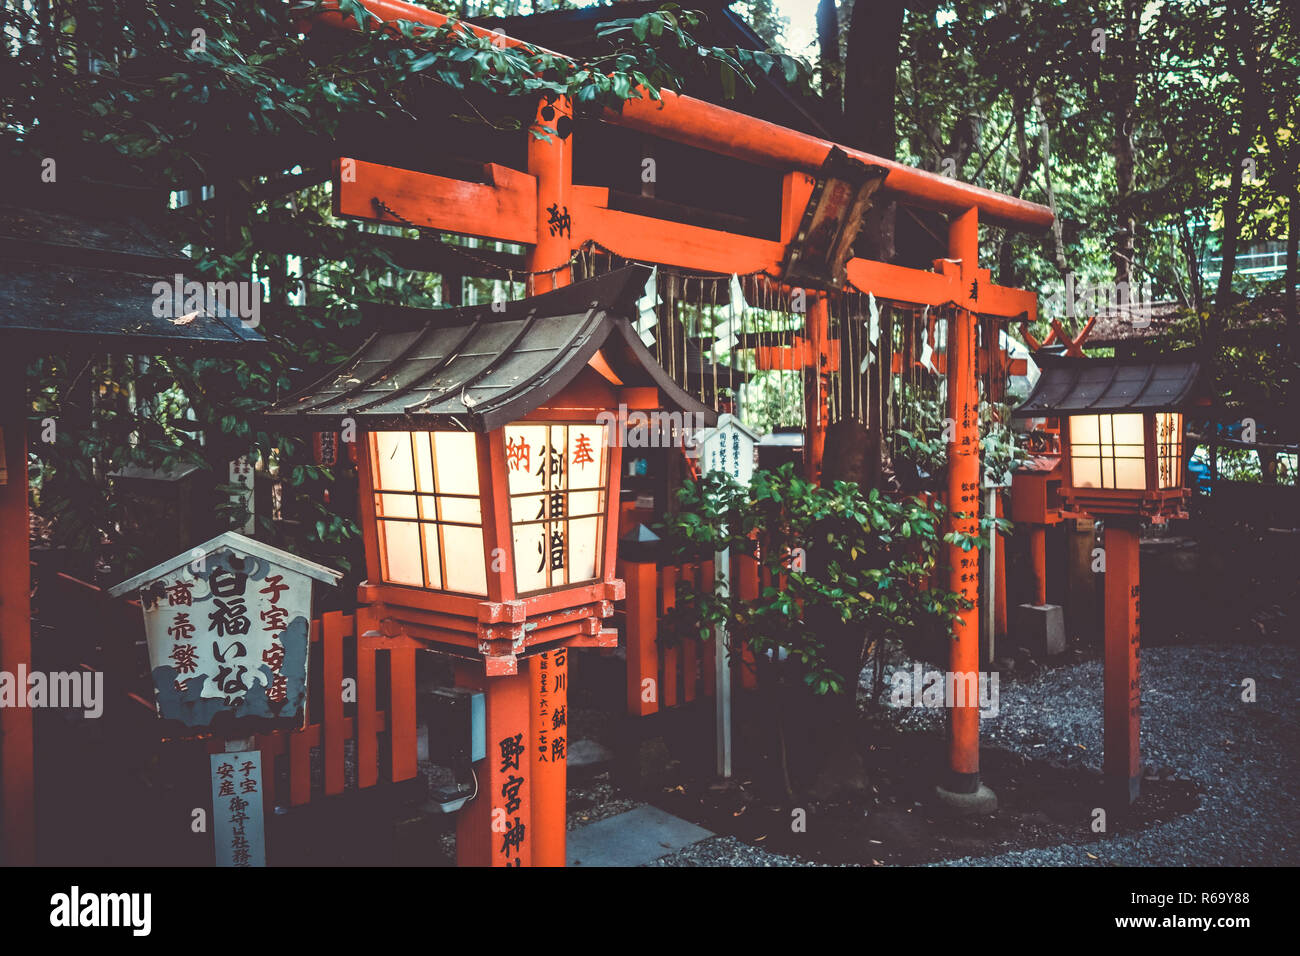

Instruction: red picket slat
[288,723,312,806]
[322,611,348,796]
[660,565,681,708]
[621,560,660,716]
[388,644,418,782]
[356,635,379,789]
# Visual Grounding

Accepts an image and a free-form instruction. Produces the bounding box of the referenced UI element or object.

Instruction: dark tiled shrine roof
[0,195,263,353]
[1013,355,1202,417]
[269,265,715,432]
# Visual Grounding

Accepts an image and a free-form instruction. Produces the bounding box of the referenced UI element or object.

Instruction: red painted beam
[339,160,1040,318]
[338,158,537,245]
[306,0,1054,232]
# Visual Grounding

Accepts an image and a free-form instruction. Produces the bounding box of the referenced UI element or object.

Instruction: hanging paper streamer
[636,265,659,345]
[860,291,881,374]
[712,272,745,352]
[919,304,940,375]
[729,272,746,316]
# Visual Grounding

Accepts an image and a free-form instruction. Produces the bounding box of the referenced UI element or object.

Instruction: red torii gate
[306,0,1052,852]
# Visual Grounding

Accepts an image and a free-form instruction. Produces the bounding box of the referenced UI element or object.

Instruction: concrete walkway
[567,805,713,867]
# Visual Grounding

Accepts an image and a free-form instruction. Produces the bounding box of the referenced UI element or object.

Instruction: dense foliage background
[3,0,1296,582]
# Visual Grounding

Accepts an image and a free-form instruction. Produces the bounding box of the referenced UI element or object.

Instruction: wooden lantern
[269,267,713,866]
[1014,357,1201,521]
[1013,355,1202,807]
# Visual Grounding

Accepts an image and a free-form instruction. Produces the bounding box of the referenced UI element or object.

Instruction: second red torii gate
[306,0,1053,844]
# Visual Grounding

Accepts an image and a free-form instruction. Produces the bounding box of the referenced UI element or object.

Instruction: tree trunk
[1287,185,1299,434]
[1210,0,1264,487]
[997,98,1033,286]
[816,0,842,137]
[1216,0,1263,307]
[843,0,904,264]
[1110,0,1141,290]
[1034,94,1069,279]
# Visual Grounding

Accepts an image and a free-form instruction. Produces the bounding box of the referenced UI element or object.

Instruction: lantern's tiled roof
[1012,355,1203,417]
[268,265,716,432]
[0,192,265,354]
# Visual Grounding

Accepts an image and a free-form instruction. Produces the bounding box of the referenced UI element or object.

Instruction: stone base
[933,782,999,816]
[1013,603,1066,657]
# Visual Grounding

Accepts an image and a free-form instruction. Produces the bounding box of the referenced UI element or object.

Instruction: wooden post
[714,548,732,779]
[529,647,568,867]
[994,492,1008,638]
[0,349,34,864]
[622,558,659,716]
[946,301,981,788]
[1103,522,1142,807]
[388,642,418,782]
[527,95,573,294]
[940,207,988,803]
[322,610,347,795]
[805,294,829,482]
[660,564,680,707]
[355,608,381,789]
[984,486,998,665]
[1029,524,1048,606]
[455,662,533,867]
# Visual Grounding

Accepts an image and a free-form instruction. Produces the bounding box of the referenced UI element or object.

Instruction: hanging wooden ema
[779,147,888,290]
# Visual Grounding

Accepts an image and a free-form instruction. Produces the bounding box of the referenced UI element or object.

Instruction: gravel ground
[932,643,1300,866]
[647,641,1298,867]
[649,835,822,866]
[567,770,639,830]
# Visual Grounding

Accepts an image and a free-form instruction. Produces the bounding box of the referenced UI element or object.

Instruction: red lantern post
[1014,357,1202,806]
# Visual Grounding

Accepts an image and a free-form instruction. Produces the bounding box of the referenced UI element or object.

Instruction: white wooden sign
[211,750,267,867]
[697,414,758,485]
[109,532,341,728]
[693,413,758,780]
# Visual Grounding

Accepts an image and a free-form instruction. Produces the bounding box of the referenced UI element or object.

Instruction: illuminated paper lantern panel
[1066,412,1183,492]
[369,423,610,597]
[268,266,713,674]
[1013,357,1201,520]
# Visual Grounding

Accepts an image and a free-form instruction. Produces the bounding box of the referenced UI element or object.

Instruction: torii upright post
[525,93,572,868]
[528,95,572,296]
[935,208,997,813]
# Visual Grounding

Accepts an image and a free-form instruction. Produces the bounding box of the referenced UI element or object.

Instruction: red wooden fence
[619,555,759,717]
[200,610,421,822]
